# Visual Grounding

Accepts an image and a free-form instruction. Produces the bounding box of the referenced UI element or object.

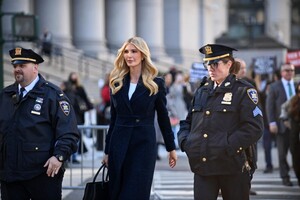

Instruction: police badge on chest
[31,97,43,115]
[221,92,232,105]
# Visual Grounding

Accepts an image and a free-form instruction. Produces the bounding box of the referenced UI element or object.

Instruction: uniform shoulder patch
[247,88,258,104]
[59,100,70,116]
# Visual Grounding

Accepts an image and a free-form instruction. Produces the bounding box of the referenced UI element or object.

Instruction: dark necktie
[19,87,25,102]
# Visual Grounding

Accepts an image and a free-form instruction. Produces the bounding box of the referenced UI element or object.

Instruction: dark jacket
[266,80,292,133]
[105,75,176,199]
[178,74,263,176]
[0,74,79,182]
[72,85,93,125]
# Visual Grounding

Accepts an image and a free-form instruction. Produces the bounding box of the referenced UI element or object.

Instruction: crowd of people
[0,37,299,200]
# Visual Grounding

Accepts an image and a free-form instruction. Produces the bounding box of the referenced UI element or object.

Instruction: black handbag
[82,164,109,200]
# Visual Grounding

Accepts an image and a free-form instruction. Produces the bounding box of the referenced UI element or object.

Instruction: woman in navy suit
[102,36,177,199]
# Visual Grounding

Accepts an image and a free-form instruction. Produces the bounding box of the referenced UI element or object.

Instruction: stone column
[34,0,73,47]
[136,0,172,63]
[201,0,226,46]
[72,0,107,57]
[179,0,201,68]
[105,0,135,50]
[266,0,291,46]
[164,0,180,63]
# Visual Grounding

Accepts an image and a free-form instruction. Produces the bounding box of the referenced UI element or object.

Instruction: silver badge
[34,104,41,111]
[221,92,232,105]
[36,97,44,104]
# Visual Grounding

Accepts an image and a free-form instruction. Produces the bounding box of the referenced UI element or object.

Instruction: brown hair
[222,57,240,74]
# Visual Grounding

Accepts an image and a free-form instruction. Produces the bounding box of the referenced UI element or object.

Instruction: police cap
[9,47,44,65]
[199,44,237,65]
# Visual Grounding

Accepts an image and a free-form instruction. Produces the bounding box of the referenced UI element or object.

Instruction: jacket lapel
[129,79,147,102]
[121,75,133,112]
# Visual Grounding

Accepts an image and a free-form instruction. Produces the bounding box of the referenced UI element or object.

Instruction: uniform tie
[287,82,293,98]
[19,87,26,102]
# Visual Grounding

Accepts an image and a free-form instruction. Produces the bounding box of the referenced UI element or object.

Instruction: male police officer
[0,47,79,200]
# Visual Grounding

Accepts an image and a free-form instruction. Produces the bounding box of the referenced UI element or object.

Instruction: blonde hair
[109,36,158,95]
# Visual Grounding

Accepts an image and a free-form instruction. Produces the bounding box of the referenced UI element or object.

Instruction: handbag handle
[92,163,109,183]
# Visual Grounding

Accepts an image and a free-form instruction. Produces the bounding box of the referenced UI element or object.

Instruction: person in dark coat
[178,44,263,200]
[102,36,177,200]
[280,82,300,187]
[0,47,79,200]
[68,72,93,159]
[266,63,296,186]
[68,72,94,126]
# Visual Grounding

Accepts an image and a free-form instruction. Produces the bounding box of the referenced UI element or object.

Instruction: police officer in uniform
[178,44,264,200]
[0,47,79,200]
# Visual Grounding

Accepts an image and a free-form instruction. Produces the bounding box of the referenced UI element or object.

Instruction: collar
[19,75,39,93]
[281,78,293,86]
[215,74,235,89]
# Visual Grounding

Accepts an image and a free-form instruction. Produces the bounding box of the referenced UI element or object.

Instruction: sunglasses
[203,60,223,69]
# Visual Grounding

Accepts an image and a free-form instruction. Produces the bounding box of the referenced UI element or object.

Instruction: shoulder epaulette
[44,82,65,97]
[236,78,254,88]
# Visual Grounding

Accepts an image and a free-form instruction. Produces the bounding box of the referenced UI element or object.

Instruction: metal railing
[62,124,109,190]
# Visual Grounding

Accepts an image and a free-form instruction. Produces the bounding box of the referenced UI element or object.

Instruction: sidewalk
[62,138,294,200]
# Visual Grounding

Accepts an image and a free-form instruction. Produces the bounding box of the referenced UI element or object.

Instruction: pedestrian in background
[258,74,277,174]
[178,44,263,200]
[235,57,259,196]
[68,72,93,161]
[280,82,300,187]
[266,63,295,187]
[96,74,111,151]
[40,28,53,62]
[0,47,79,200]
[68,72,94,126]
[155,72,177,160]
[169,71,189,121]
[102,36,177,200]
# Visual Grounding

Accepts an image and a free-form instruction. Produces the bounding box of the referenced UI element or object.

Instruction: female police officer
[178,44,263,200]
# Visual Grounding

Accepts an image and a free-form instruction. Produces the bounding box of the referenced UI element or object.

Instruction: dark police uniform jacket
[0,74,79,182]
[104,75,176,199]
[178,74,263,176]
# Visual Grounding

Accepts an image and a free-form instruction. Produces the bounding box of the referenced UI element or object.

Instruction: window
[228,0,265,39]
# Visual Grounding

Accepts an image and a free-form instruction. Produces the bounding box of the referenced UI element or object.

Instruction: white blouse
[128,83,137,100]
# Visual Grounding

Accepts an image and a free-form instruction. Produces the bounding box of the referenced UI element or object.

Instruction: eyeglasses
[203,61,222,69]
[284,69,295,72]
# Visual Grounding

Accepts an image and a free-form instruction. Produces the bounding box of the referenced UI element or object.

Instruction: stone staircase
[3,44,184,104]
[3,50,113,104]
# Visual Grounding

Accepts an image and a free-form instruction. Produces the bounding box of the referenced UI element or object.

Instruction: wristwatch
[55,155,64,162]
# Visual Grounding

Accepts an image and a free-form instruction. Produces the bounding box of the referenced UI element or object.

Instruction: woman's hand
[102,154,109,167]
[168,150,177,168]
